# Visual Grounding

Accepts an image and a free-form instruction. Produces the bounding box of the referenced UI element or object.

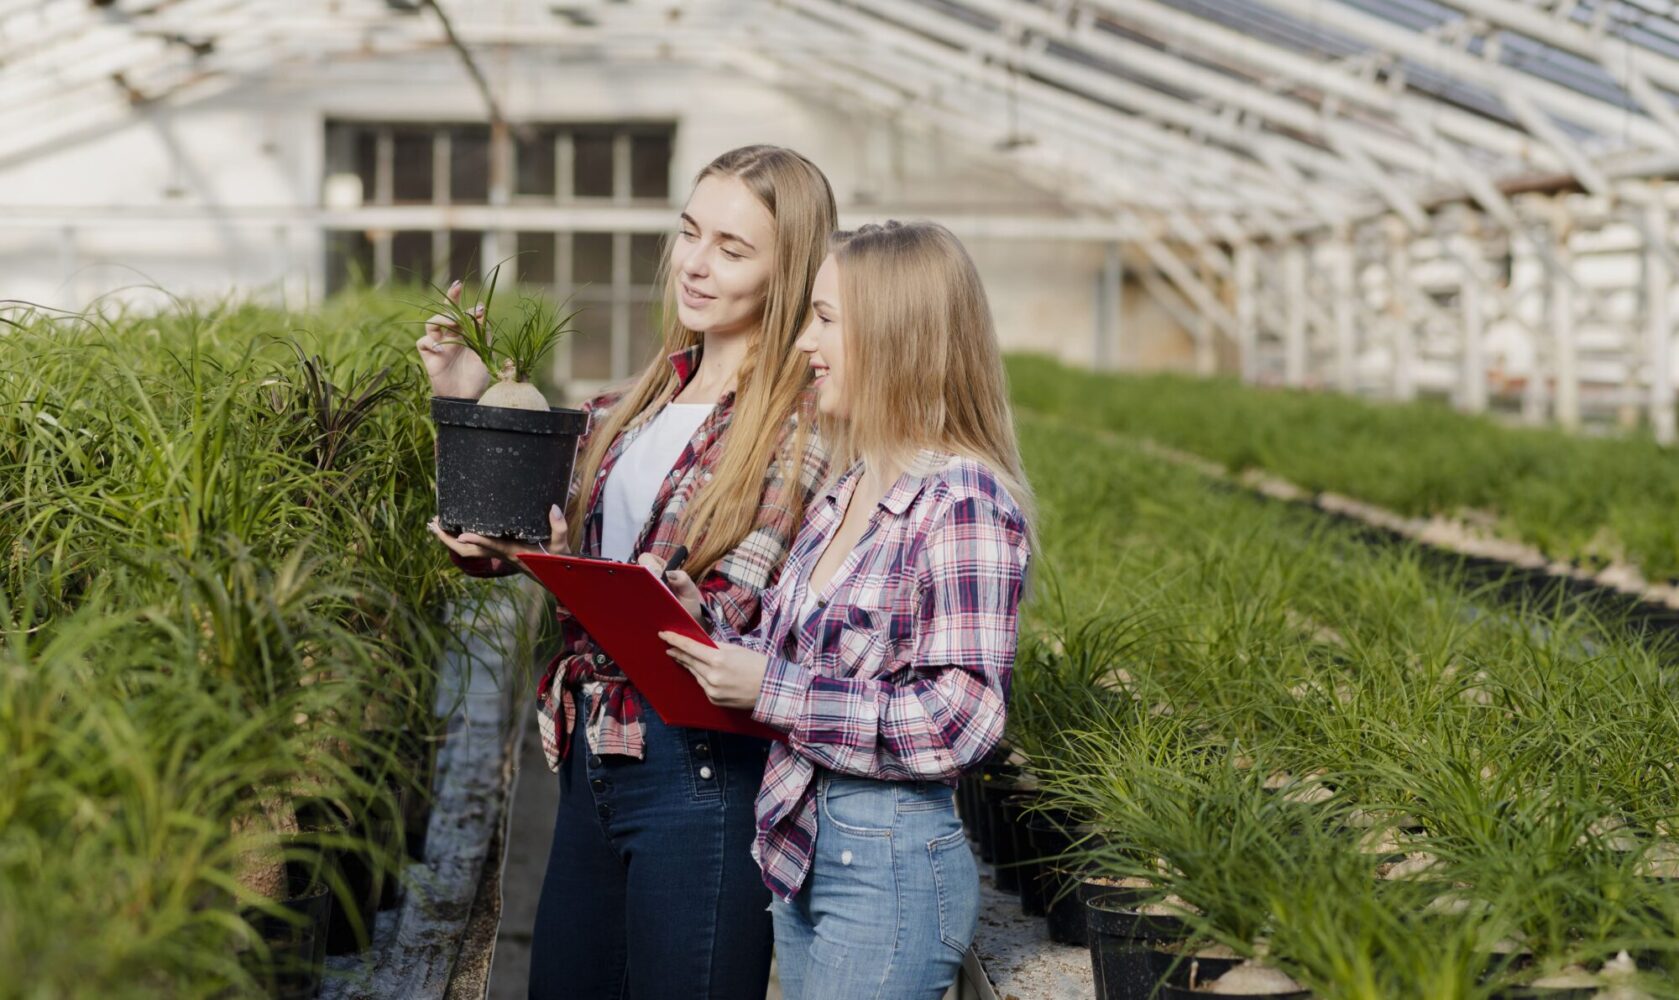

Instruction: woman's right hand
[639,555,704,622]
[429,504,572,577]
[416,279,493,400]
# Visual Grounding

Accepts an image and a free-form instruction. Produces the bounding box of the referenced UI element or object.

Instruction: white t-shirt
[599,403,714,562]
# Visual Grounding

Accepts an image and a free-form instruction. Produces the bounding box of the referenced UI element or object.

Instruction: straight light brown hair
[568,146,837,576]
[827,220,1035,529]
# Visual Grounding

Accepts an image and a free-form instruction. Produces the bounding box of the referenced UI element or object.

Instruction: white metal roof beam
[1081,0,1562,171]
[757,7,1325,219]
[1256,0,1677,152]
[787,0,1368,222]
[1437,0,1679,99]
[958,0,1496,179]
[776,0,1350,222]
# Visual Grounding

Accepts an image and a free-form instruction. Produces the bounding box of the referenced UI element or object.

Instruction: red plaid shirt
[710,452,1032,900]
[452,345,827,769]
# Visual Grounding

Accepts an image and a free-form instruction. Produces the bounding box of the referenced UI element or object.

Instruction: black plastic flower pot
[1153,942,1243,991]
[972,762,1021,863]
[981,787,1030,894]
[1086,894,1189,1000]
[300,779,399,955]
[1025,812,1084,945]
[956,774,977,833]
[243,864,332,1000]
[431,396,588,542]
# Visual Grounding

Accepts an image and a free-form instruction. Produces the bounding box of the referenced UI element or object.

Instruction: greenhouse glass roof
[5,0,1679,236]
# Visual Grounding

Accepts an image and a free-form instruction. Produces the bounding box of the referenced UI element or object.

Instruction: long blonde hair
[568,145,837,576]
[828,221,1035,528]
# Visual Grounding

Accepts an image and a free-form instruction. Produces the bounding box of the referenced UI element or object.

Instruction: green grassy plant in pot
[427,266,589,541]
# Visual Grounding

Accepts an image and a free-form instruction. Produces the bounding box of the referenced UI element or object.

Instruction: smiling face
[671,175,778,337]
[795,254,848,419]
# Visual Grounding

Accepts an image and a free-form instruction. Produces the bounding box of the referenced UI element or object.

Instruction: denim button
[597,803,612,819]
[587,754,602,768]
[591,778,606,793]
[592,653,608,666]
[699,766,714,780]
[841,850,853,866]
[693,741,710,758]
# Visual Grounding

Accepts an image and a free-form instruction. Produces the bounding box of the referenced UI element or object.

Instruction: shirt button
[591,778,606,793]
[699,766,714,780]
[840,850,854,866]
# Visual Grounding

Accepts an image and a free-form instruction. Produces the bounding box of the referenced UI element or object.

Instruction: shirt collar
[667,344,704,386]
[821,448,945,517]
[666,344,737,407]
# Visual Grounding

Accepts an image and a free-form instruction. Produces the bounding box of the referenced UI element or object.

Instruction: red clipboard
[516,552,784,742]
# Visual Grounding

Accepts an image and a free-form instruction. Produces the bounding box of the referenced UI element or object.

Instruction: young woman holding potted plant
[659,221,1035,998]
[419,145,836,1000]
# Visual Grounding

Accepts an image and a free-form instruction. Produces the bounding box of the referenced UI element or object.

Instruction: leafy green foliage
[0,295,517,997]
[424,263,578,384]
[1007,354,1679,579]
[1012,414,1679,996]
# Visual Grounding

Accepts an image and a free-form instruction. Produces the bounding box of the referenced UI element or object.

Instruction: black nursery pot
[979,785,1029,894]
[1153,941,1242,992]
[431,396,588,542]
[243,865,332,1000]
[971,762,1022,863]
[1086,890,1188,1000]
[1025,812,1086,946]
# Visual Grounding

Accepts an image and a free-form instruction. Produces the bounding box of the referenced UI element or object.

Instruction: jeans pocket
[821,778,894,836]
[927,826,978,958]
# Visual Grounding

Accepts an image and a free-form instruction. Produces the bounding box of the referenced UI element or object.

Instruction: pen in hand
[662,545,689,576]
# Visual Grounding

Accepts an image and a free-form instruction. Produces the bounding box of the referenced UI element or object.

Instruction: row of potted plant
[1006,354,1679,583]
[989,415,1679,998]
[0,292,515,998]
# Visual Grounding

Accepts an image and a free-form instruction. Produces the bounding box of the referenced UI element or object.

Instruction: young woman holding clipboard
[419,145,834,1000]
[660,221,1034,999]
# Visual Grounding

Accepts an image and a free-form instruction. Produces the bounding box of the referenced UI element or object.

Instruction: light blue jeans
[771,774,978,1000]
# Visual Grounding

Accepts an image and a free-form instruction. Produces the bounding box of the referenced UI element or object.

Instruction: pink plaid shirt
[452,345,827,769]
[711,452,1031,900]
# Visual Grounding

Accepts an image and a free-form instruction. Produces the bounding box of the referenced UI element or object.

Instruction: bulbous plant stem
[476,359,550,411]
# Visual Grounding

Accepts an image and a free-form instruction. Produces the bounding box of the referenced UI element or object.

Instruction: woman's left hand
[659,632,769,710]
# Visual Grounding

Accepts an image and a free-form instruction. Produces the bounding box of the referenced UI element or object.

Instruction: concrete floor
[486,706,783,1000]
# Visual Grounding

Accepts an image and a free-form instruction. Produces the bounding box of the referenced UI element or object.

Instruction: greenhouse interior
[10,0,1679,998]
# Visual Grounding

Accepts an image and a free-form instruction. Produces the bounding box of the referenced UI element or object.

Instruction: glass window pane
[515,128,556,197]
[447,230,483,285]
[630,133,671,199]
[392,129,434,203]
[573,131,615,198]
[391,230,433,285]
[629,233,664,286]
[572,232,614,287]
[323,123,377,206]
[631,297,663,368]
[356,130,378,202]
[325,230,374,297]
[517,232,556,286]
[449,126,490,203]
[570,302,613,380]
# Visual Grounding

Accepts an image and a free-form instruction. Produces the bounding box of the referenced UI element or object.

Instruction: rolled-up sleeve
[752,496,1029,780]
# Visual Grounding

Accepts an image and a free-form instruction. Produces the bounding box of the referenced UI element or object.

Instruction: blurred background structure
[7,0,1679,436]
